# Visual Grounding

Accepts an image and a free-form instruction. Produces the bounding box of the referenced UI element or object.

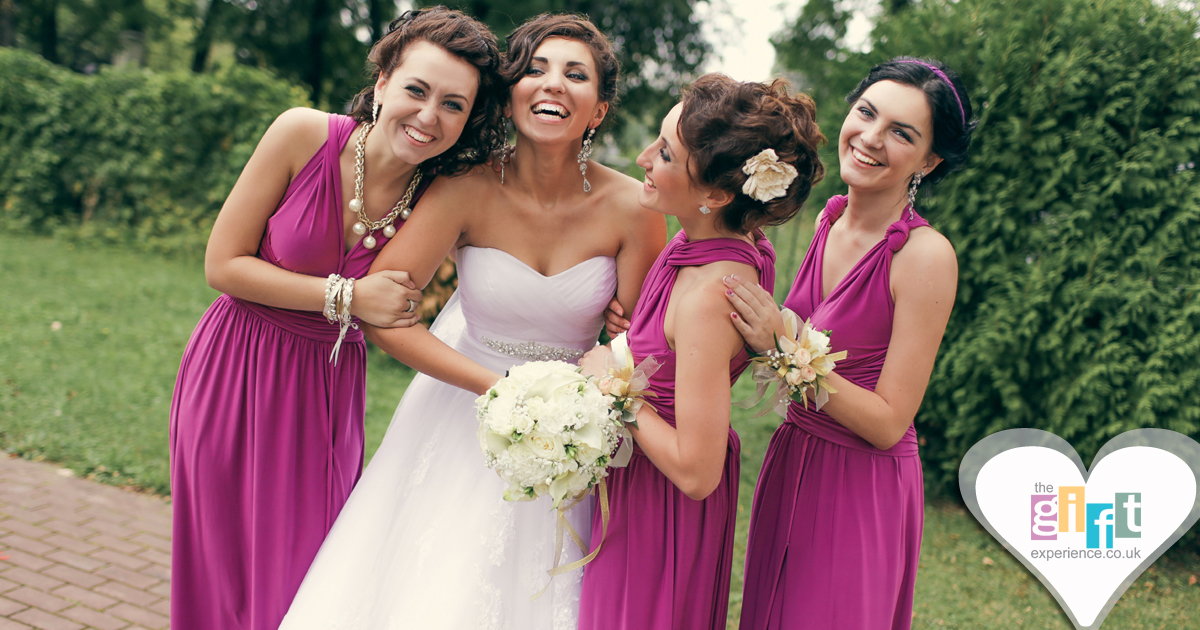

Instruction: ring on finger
[405,299,417,313]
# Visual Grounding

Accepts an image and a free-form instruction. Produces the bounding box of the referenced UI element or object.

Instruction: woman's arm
[610,194,669,325]
[628,271,747,500]
[363,174,502,395]
[725,229,958,450]
[204,108,423,328]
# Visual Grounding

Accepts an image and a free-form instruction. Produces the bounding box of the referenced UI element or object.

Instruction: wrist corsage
[740,307,848,417]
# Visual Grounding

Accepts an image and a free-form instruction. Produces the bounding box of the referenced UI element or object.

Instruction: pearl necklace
[348,122,423,250]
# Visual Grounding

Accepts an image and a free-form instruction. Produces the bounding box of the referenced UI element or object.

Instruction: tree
[8,0,188,71]
[0,0,15,47]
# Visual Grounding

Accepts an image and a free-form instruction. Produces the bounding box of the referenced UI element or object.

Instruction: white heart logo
[959,429,1200,629]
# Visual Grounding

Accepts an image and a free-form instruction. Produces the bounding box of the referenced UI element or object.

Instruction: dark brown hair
[500,14,621,131]
[846,57,976,188]
[678,74,826,234]
[349,7,505,177]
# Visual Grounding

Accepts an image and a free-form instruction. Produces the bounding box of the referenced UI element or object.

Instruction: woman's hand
[351,270,423,328]
[579,344,612,378]
[723,274,783,354]
[603,298,631,337]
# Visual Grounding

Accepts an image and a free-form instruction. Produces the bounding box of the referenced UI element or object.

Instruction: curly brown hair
[500,14,621,133]
[349,7,506,177]
[678,74,826,234]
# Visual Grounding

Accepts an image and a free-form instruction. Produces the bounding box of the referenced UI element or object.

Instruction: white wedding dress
[280,246,617,630]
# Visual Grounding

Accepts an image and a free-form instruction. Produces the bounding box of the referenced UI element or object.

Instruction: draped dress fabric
[169,113,428,630]
[739,195,928,630]
[280,246,617,630]
[578,231,776,630]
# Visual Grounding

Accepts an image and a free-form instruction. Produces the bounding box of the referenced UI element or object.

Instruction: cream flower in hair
[742,149,798,202]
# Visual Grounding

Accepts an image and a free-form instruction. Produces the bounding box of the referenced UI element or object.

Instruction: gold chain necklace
[348,122,423,250]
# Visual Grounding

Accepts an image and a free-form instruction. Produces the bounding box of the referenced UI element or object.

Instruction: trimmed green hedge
[0,49,309,255]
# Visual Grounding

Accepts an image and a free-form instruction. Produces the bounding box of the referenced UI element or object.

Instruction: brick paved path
[0,455,170,629]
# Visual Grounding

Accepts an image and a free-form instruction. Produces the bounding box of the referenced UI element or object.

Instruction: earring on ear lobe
[699,205,711,215]
[907,171,924,219]
[372,98,381,125]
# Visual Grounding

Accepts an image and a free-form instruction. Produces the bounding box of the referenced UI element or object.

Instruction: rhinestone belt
[481,336,584,363]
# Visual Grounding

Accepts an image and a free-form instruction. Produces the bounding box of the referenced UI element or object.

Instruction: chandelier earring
[578,127,596,193]
[372,98,381,125]
[907,171,924,219]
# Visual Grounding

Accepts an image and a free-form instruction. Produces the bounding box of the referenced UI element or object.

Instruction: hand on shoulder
[675,261,757,358]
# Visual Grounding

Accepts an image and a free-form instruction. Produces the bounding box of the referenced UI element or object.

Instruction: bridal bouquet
[475,361,625,508]
[741,308,848,416]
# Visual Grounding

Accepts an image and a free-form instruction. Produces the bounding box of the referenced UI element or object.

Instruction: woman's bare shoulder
[261,108,333,177]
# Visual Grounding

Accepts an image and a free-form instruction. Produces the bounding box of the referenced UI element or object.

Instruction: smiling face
[635,103,713,218]
[374,40,479,165]
[508,37,608,146]
[839,79,943,196]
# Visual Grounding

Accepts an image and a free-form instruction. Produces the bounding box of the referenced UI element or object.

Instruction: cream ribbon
[531,479,611,601]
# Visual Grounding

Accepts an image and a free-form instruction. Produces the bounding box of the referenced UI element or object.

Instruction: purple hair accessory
[896,60,966,127]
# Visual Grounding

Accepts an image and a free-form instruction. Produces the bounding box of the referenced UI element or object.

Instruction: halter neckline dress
[578,230,776,630]
[739,195,928,630]
[170,113,429,630]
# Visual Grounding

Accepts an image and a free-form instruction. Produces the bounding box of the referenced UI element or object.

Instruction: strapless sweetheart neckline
[465,246,613,279]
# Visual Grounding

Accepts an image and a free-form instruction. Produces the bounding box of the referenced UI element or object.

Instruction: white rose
[523,432,568,462]
[509,408,536,436]
[741,149,799,202]
[804,327,832,356]
[526,369,585,401]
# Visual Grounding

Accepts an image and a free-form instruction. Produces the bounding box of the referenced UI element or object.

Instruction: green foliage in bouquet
[0,48,309,255]
[776,0,1200,511]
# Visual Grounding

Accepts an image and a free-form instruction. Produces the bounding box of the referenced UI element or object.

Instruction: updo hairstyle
[845,57,976,188]
[501,14,621,132]
[349,6,506,177]
[678,74,826,235]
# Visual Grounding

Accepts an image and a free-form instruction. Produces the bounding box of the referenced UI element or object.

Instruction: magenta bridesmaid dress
[578,230,776,630]
[739,195,928,630]
[169,113,428,630]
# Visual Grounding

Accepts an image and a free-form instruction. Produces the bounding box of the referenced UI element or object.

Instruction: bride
[279,14,665,629]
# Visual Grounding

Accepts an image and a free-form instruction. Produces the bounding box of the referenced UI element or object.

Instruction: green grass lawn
[1,231,1196,628]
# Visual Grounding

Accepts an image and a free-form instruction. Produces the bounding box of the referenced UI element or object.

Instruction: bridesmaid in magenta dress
[727,58,976,630]
[578,74,825,630]
[168,10,504,629]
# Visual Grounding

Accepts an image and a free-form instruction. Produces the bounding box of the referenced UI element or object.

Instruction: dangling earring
[699,205,711,215]
[907,171,923,219]
[578,127,596,193]
[500,117,514,185]
[372,98,381,125]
